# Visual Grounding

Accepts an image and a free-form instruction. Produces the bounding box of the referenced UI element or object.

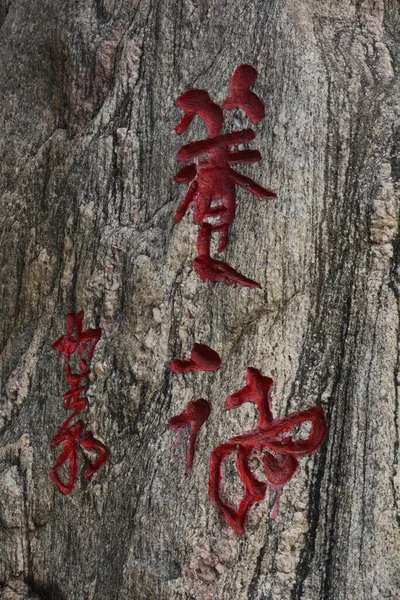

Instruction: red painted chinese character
[174,64,277,288]
[209,368,327,534]
[50,312,110,494]
[168,344,221,473]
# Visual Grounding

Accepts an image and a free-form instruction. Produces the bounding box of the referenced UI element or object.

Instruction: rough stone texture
[1,0,400,599]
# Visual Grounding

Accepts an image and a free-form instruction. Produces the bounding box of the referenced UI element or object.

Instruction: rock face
[1,1,400,599]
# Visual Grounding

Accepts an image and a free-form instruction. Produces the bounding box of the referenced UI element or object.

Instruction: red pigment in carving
[209,368,327,534]
[52,311,101,361]
[168,398,212,474]
[170,342,222,373]
[194,224,261,288]
[222,64,265,122]
[174,64,276,287]
[50,312,110,494]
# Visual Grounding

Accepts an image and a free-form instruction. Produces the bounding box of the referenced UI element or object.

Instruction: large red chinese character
[174,64,277,288]
[168,398,212,475]
[209,368,327,534]
[50,312,110,494]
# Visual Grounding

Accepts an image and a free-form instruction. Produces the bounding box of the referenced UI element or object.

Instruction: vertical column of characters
[50,312,110,494]
[170,65,327,533]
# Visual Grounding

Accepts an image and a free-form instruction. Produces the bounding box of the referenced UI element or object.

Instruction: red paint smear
[209,368,327,534]
[170,342,222,373]
[174,64,276,287]
[168,398,212,474]
[50,312,110,495]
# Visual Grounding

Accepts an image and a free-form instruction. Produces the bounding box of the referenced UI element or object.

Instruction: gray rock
[1,0,400,598]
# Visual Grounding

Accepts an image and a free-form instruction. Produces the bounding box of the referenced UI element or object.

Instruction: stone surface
[1,0,400,598]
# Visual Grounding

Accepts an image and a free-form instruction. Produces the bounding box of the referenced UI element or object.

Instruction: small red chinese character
[50,312,110,494]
